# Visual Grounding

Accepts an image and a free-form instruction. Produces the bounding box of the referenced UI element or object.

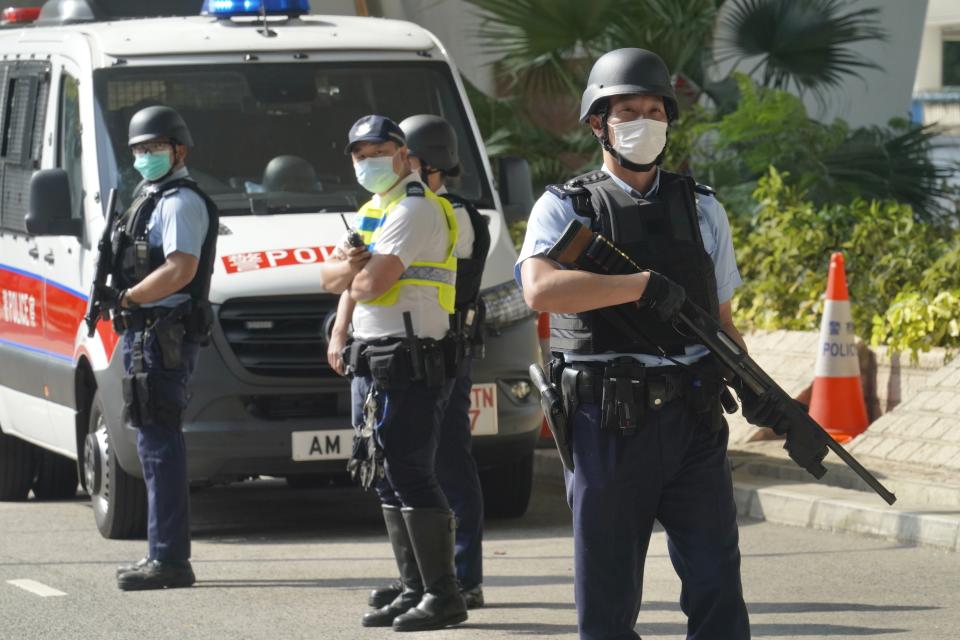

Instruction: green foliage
[694,76,957,221]
[871,292,960,362]
[732,168,952,340]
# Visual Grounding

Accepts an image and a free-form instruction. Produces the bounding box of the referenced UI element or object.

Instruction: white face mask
[354,154,399,194]
[609,118,668,166]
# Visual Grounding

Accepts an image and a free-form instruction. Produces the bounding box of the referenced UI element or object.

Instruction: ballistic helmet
[399,115,459,173]
[128,105,194,147]
[262,155,318,192]
[579,48,678,122]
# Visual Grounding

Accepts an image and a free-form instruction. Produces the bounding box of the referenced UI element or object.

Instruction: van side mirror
[27,169,82,237]
[497,156,534,224]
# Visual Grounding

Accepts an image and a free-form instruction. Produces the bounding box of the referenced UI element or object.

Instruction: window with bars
[0,63,50,233]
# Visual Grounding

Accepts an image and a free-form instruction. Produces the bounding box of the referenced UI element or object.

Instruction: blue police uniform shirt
[141,167,210,309]
[515,165,743,366]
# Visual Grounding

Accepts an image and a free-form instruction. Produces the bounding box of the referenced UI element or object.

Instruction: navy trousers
[436,358,484,589]
[122,328,199,565]
[565,399,750,640]
[351,375,450,510]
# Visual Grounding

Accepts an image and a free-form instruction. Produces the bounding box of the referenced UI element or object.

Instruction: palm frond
[715,0,886,106]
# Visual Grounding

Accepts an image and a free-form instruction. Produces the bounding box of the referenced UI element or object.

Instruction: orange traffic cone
[808,252,869,443]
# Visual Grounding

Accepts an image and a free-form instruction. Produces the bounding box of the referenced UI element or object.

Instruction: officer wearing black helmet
[517,49,756,639]
[105,105,218,591]
[358,115,490,611]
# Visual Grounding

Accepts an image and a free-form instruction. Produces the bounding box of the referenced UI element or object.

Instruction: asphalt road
[0,477,957,639]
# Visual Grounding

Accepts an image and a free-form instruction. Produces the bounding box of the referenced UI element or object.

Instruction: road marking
[6,579,66,597]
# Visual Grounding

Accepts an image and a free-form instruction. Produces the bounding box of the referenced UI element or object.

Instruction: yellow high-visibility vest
[356,184,458,313]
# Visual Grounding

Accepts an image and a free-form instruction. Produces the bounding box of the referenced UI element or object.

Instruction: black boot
[362,505,423,627]
[392,508,468,632]
[369,580,403,608]
[116,560,195,591]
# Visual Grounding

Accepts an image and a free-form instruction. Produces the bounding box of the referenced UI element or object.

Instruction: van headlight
[480,280,536,332]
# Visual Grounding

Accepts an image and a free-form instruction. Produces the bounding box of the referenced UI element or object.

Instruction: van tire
[0,431,37,501]
[86,391,146,539]
[480,452,533,519]
[32,449,79,500]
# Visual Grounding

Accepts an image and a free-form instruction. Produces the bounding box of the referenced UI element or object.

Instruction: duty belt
[562,361,687,409]
[114,307,179,332]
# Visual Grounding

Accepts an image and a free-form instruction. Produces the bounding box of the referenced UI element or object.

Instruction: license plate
[469,383,498,436]
[291,429,354,462]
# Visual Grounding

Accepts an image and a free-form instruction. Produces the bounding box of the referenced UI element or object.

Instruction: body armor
[547,170,719,356]
[112,177,218,302]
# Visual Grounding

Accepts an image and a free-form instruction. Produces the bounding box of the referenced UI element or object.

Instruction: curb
[533,449,960,552]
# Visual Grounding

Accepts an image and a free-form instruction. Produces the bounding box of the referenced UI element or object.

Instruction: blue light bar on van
[201,0,310,17]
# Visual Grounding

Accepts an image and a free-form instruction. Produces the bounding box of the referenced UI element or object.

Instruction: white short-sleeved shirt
[515,166,743,366]
[351,173,453,341]
[142,167,210,309]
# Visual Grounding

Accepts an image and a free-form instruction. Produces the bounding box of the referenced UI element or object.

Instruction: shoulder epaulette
[694,183,715,197]
[405,182,426,197]
[545,171,608,217]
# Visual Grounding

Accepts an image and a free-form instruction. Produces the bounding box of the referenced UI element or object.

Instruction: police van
[0,0,541,538]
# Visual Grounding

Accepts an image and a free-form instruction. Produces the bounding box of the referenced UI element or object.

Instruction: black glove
[740,387,795,435]
[784,424,829,473]
[640,270,686,322]
[96,284,124,311]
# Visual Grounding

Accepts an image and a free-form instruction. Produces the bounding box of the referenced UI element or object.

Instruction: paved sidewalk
[533,442,960,552]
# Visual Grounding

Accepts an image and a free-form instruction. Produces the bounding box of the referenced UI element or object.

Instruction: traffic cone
[808,252,869,443]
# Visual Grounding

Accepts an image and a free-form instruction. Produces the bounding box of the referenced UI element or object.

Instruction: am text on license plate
[469,383,498,436]
[291,429,354,462]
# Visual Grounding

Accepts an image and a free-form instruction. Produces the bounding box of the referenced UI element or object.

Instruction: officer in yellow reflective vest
[320,115,467,632]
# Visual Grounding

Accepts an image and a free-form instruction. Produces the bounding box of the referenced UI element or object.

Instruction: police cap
[579,48,678,123]
[345,115,406,154]
[128,105,194,147]
[399,114,459,173]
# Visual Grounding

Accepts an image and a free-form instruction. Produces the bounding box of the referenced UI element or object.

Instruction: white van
[0,0,541,538]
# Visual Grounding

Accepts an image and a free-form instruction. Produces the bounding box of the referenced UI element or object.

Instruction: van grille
[219,295,338,378]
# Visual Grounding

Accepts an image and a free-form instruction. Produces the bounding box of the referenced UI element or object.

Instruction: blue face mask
[133,151,173,182]
[354,155,399,194]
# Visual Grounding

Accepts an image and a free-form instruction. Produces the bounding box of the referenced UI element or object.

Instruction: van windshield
[93,62,493,215]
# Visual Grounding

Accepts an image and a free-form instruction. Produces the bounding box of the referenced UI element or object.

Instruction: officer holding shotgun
[515,48,791,639]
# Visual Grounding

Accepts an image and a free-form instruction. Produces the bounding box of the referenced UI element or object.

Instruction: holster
[120,331,185,430]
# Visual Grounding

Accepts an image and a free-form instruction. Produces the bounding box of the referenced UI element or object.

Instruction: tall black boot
[362,505,424,627]
[392,508,468,632]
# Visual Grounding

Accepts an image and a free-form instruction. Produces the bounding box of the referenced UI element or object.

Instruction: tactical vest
[441,192,490,311]
[112,177,219,302]
[356,182,459,314]
[547,170,720,356]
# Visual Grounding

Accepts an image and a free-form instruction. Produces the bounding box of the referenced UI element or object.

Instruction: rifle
[84,188,119,338]
[545,219,897,505]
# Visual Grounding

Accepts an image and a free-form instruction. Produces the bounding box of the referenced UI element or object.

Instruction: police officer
[359,115,490,611]
[321,115,467,631]
[517,49,754,639]
[107,106,218,591]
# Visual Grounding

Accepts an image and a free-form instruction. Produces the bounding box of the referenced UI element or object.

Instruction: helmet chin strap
[598,111,666,173]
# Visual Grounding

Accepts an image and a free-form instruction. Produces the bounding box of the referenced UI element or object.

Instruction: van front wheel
[85,391,146,539]
[0,430,37,501]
